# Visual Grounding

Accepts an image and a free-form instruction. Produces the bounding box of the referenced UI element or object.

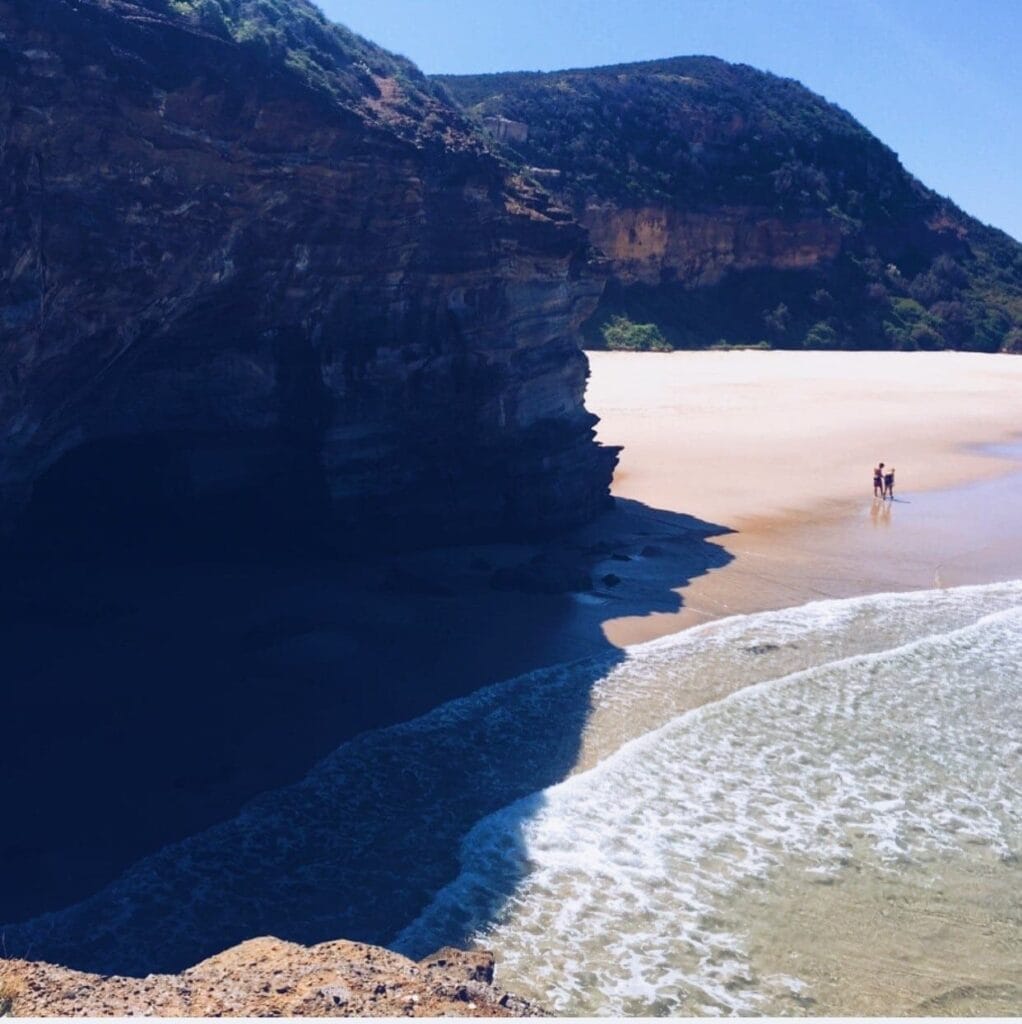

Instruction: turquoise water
[394,582,1022,1014]
[5,582,1021,1014]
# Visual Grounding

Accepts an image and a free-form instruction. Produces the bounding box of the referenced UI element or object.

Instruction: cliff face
[0,937,543,1017]
[437,58,1022,353]
[0,0,616,552]
[581,204,842,288]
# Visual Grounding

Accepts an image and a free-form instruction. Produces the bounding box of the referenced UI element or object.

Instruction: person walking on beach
[884,466,895,499]
[873,462,885,498]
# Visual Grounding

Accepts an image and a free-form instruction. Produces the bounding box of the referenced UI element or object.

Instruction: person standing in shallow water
[884,466,895,499]
[874,462,885,498]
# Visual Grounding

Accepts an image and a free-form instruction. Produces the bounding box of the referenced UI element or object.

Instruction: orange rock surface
[0,937,544,1017]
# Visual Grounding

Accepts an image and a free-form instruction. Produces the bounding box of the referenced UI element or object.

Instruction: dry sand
[589,349,1022,525]
[586,350,1022,644]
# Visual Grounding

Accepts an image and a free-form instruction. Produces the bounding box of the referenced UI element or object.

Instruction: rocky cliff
[580,204,842,288]
[0,937,543,1017]
[0,0,616,554]
[437,58,1022,353]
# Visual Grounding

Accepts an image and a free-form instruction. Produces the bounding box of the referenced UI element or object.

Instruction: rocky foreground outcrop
[0,937,543,1017]
[0,0,616,553]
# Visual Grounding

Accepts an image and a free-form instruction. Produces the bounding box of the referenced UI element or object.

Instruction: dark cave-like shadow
[0,498,732,976]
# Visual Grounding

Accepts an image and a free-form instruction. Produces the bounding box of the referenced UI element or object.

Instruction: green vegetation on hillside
[150,0,441,112]
[437,59,1022,352]
[438,58,912,220]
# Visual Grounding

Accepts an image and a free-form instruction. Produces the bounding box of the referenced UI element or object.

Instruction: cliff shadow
[0,498,732,976]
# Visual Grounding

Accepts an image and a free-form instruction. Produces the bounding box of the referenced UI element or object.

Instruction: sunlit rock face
[579,204,843,288]
[0,0,616,553]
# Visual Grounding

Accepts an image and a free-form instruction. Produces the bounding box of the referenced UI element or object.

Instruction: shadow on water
[0,497,732,976]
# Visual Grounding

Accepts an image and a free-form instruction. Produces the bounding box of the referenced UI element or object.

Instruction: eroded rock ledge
[0,937,544,1017]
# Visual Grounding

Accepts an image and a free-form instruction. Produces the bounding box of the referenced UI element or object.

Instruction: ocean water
[5,582,1021,1015]
[394,581,1022,1015]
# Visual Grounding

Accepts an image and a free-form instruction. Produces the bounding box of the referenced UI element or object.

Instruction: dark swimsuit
[874,471,882,488]
[884,473,894,489]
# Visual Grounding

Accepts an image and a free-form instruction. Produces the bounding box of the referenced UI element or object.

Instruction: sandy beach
[411,349,1022,1016]
[4,348,1022,982]
[587,349,1022,643]
[589,350,1022,525]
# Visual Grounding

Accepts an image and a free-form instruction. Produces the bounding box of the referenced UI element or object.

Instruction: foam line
[394,600,1022,1014]
[5,581,1020,992]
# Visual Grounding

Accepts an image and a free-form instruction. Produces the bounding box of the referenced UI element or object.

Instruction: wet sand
[587,350,1022,644]
[5,349,1021,965]
[588,349,1022,524]
[0,499,730,927]
[733,848,1022,1016]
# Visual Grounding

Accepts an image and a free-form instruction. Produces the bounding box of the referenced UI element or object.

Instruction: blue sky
[317,0,1021,242]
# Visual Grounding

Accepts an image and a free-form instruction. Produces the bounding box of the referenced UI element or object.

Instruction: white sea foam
[6,581,1021,1000]
[394,586,1022,1015]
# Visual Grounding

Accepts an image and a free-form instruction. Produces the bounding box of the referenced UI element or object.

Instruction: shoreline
[4,350,1022,975]
[0,497,732,931]
[602,464,1022,646]
[587,350,1022,645]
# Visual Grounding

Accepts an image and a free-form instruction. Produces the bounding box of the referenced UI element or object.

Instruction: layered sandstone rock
[0,0,616,552]
[580,203,842,288]
[0,937,544,1017]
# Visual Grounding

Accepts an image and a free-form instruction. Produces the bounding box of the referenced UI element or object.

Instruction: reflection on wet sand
[870,496,892,527]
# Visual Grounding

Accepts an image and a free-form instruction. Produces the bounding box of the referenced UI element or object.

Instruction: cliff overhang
[0,0,617,556]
